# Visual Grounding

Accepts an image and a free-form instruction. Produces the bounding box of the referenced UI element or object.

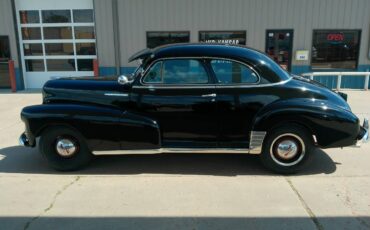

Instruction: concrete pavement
[0,90,369,230]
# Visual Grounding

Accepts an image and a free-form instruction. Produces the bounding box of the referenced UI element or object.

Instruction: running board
[92,147,261,155]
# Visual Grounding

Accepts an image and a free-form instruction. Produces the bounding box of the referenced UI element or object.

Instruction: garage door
[15,0,96,89]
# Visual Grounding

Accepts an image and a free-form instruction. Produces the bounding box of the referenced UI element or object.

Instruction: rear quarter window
[210,59,259,84]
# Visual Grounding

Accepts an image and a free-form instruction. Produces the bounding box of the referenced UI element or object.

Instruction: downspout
[112,0,121,75]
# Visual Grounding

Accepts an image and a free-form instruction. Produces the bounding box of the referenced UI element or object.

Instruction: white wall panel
[94,0,370,67]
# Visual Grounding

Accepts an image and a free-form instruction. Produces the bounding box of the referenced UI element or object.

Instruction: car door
[208,58,261,148]
[131,58,218,147]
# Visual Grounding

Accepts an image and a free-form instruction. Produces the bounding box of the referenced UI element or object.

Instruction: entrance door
[0,36,11,88]
[265,30,293,71]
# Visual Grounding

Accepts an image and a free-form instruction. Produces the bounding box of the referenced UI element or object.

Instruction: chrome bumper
[355,118,369,147]
[19,132,31,147]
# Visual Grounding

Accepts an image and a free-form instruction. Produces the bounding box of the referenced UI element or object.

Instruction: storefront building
[0,0,369,89]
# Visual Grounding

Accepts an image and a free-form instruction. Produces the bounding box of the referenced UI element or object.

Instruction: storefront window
[147,32,190,48]
[199,31,246,45]
[311,30,361,69]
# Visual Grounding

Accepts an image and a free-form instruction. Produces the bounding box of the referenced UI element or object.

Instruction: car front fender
[21,104,161,150]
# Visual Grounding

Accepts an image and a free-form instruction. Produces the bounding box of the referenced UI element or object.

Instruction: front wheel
[260,125,314,174]
[39,126,93,171]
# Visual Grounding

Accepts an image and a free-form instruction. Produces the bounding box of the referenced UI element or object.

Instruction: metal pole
[112,0,121,75]
[365,74,369,90]
[337,74,342,91]
[8,60,16,92]
[310,73,314,80]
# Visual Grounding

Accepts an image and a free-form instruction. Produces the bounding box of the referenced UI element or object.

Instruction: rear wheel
[260,125,313,174]
[39,126,92,171]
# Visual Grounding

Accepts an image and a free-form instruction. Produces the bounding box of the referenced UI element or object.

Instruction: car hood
[42,76,131,107]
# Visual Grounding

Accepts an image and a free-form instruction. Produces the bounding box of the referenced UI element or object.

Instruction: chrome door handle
[201,93,216,97]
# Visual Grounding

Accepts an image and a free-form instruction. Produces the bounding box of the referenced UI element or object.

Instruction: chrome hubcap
[270,133,305,167]
[56,138,77,157]
[277,140,298,160]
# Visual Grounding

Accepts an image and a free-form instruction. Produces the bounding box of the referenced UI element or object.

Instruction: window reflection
[43,27,72,39]
[21,28,41,40]
[210,59,258,84]
[74,27,95,39]
[73,10,94,23]
[147,32,189,48]
[25,60,44,72]
[19,11,40,24]
[23,44,43,56]
[42,10,71,23]
[47,59,75,71]
[77,59,93,71]
[76,43,96,55]
[45,43,74,55]
[199,31,246,45]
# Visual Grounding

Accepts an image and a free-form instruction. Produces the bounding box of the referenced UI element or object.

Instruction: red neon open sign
[327,33,344,41]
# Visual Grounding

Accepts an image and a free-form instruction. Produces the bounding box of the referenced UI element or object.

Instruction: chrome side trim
[104,93,129,97]
[93,148,254,155]
[312,135,318,145]
[249,131,267,154]
[19,133,30,147]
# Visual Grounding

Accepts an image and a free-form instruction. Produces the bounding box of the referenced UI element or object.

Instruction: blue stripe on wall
[99,67,137,76]
[120,67,137,75]
[15,68,24,90]
[96,65,370,89]
[99,67,117,76]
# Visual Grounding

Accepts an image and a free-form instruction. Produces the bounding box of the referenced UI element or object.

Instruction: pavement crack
[23,176,81,230]
[285,177,324,230]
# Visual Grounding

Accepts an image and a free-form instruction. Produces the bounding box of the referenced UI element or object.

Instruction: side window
[210,59,259,84]
[143,59,208,84]
[143,61,162,83]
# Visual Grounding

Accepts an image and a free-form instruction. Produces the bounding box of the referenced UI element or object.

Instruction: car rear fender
[251,98,360,148]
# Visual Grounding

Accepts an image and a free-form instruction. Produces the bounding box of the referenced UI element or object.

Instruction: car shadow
[0,146,337,176]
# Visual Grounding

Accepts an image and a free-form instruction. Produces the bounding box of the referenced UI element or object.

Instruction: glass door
[265,30,293,71]
[15,0,96,88]
[0,36,11,88]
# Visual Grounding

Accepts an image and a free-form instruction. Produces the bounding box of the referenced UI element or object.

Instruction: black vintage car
[19,43,368,173]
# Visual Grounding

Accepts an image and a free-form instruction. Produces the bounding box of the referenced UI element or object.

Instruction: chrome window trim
[137,56,292,89]
[209,58,260,85]
[132,77,291,89]
[141,57,211,85]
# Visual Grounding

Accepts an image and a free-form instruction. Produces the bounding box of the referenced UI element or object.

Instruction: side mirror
[117,75,129,85]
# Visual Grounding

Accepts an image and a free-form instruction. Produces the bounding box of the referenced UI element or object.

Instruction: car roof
[128,43,266,62]
[129,43,291,83]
